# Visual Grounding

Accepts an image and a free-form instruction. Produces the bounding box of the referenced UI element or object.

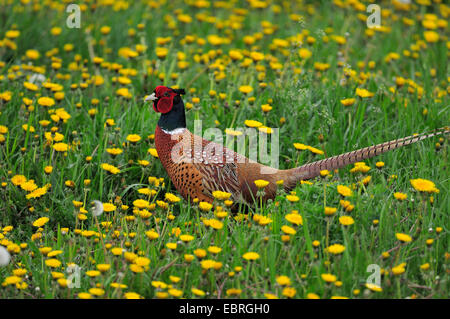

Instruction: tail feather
[288,127,449,182]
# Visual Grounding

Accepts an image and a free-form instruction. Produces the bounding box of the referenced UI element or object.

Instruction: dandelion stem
[94,214,108,258]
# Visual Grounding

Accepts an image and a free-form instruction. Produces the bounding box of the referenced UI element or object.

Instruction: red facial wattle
[153,86,176,114]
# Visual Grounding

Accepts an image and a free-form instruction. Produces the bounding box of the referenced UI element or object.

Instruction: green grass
[0,0,448,299]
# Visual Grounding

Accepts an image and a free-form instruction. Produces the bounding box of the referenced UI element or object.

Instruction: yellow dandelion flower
[324,207,337,216]
[337,185,353,197]
[261,104,272,112]
[165,193,181,203]
[282,287,296,298]
[78,292,92,299]
[180,234,194,242]
[33,217,49,227]
[339,216,354,226]
[148,148,159,158]
[396,233,412,243]
[194,249,207,259]
[326,244,346,255]
[207,246,222,254]
[244,120,262,128]
[423,31,439,43]
[2,276,22,286]
[89,288,105,297]
[11,175,27,186]
[321,273,337,283]
[276,275,291,286]
[394,192,407,200]
[226,288,242,296]
[111,247,124,256]
[200,259,216,270]
[254,179,269,188]
[126,134,141,143]
[124,292,143,299]
[298,48,312,59]
[85,270,101,277]
[239,85,253,94]
[365,283,382,292]
[22,124,35,133]
[198,201,213,211]
[375,161,385,168]
[281,225,296,235]
[242,252,260,261]
[340,98,356,106]
[391,263,406,275]
[146,230,159,240]
[37,97,55,107]
[355,88,375,98]
[134,257,150,267]
[410,178,439,193]
[53,143,68,152]
[133,199,149,209]
[212,190,232,201]
[45,259,61,268]
[102,203,116,212]
[166,242,177,250]
[96,264,111,272]
[286,194,299,202]
[47,250,62,258]
[191,288,205,296]
[420,263,430,270]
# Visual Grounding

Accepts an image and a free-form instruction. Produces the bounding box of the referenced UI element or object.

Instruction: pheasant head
[146,86,186,131]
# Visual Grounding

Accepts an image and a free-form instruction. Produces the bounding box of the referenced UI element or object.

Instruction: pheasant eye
[163,92,170,97]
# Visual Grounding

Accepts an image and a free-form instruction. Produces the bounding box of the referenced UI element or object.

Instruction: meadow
[0,0,448,299]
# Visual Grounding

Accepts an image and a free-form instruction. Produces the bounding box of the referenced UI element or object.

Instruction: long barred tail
[291,127,449,181]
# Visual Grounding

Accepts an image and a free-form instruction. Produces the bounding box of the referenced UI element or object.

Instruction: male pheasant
[146,85,448,205]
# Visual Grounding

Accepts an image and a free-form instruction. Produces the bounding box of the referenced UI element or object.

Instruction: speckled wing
[191,134,243,201]
[156,127,243,202]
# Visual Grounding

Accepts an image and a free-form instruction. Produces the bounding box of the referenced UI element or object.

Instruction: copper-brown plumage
[148,85,448,205]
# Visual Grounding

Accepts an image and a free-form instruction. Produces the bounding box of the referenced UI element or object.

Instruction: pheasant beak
[145,92,157,102]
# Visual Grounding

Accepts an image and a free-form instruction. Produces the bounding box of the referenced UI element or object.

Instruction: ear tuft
[174,88,186,95]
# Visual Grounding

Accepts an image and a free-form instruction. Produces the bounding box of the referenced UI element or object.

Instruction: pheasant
[146,85,448,205]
